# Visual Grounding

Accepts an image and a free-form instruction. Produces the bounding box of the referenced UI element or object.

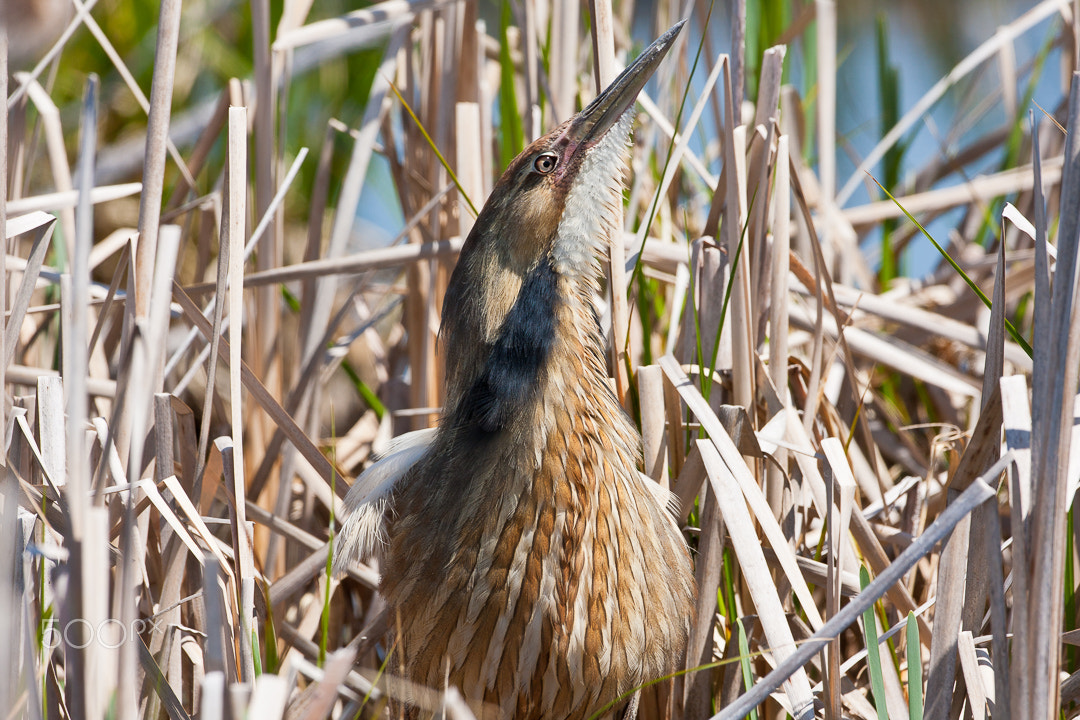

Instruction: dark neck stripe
[462,257,559,433]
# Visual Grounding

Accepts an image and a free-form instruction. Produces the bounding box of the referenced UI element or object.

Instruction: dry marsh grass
[1,1,1078,719]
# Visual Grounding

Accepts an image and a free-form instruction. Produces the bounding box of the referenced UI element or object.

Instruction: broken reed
[1,1,1078,719]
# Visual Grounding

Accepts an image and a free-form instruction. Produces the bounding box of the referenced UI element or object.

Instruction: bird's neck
[443,263,616,425]
[423,262,639,571]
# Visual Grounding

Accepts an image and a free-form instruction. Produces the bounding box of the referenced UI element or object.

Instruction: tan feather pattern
[375,275,694,718]
[337,24,693,719]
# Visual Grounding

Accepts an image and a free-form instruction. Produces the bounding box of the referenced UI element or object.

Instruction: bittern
[336,22,694,720]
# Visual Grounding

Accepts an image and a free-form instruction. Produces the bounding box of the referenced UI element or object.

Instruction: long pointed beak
[568,20,685,149]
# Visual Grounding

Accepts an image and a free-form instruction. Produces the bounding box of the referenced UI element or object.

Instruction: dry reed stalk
[68,0,196,191]
[587,0,632,407]
[952,242,1008,715]
[635,54,723,260]
[549,0,576,123]
[845,158,1064,230]
[1019,68,1080,720]
[746,122,774,348]
[18,78,75,257]
[812,0,836,278]
[165,147,305,436]
[66,73,96,544]
[199,237,463,291]
[637,365,669,488]
[224,106,257,683]
[132,0,182,320]
[249,0,281,494]
[516,0,539,141]
[59,78,97,708]
[838,0,1064,207]
[172,282,341,491]
[0,26,9,714]
[7,4,1080,719]
[661,356,824,629]
[715,460,1005,720]
[767,136,791,518]
[683,439,721,719]
[700,438,816,719]
[454,102,483,237]
[821,437,857,719]
[7,182,142,216]
[1001,134,1048,719]
[725,119,754,418]
[6,218,56,369]
[958,630,991,719]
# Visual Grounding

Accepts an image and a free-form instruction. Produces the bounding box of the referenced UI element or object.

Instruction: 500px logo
[40,617,166,650]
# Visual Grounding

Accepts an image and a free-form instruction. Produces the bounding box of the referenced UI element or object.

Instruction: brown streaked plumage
[336,22,694,720]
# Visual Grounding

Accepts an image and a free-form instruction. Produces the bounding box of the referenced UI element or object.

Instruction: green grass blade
[387,81,479,218]
[251,628,263,676]
[342,360,387,421]
[587,654,757,720]
[359,641,394,714]
[722,546,738,624]
[262,594,279,674]
[745,0,792,99]
[875,13,903,285]
[737,617,759,720]
[699,190,755,405]
[628,0,714,326]
[1067,508,1077,673]
[906,611,923,720]
[870,175,1034,358]
[860,566,888,720]
[497,1,524,169]
[320,408,339,667]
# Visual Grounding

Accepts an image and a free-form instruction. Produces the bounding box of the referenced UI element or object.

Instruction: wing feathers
[333,427,436,575]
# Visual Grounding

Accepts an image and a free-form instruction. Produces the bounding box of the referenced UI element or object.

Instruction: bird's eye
[533,152,558,174]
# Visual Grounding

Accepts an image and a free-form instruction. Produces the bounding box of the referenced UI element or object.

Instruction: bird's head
[440,21,684,430]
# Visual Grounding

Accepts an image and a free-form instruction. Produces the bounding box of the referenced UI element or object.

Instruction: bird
[335,21,695,720]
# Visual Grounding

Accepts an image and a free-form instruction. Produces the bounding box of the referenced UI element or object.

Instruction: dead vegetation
[1,1,1079,719]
